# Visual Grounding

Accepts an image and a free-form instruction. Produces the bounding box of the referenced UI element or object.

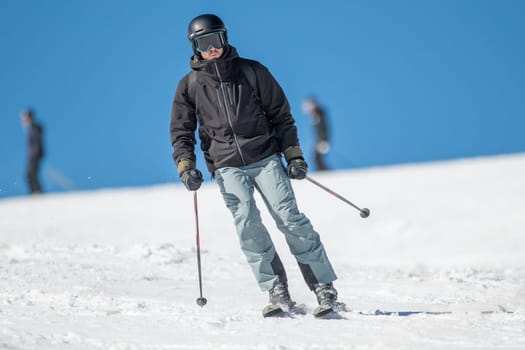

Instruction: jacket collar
[190,46,239,82]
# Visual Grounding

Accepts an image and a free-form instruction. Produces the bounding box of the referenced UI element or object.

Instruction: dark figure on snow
[302,97,330,171]
[170,14,344,314]
[20,108,45,194]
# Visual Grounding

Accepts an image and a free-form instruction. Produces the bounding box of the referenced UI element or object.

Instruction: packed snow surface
[1,154,525,349]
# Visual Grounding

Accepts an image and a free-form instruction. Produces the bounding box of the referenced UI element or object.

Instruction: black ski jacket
[28,123,44,160]
[170,46,300,174]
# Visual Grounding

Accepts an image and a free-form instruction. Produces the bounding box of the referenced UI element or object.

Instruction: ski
[262,303,307,318]
[262,304,289,318]
[263,303,346,319]
[355,307,514,316]
[313,305,345,319]
[263,303,512,318]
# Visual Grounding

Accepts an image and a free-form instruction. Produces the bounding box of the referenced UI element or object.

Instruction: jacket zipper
[213,61,246,165]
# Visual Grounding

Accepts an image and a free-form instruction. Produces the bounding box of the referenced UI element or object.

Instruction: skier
[170,14,343,316]
[20,108,45,194]
[301,97,330,171]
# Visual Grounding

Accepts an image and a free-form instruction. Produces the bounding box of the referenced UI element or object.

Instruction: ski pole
[193,191,207,307]
[305,176,370,218]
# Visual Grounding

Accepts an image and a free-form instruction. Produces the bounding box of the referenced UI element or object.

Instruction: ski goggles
[194,31,226,53]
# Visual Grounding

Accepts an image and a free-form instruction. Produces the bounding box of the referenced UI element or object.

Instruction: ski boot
[262,281,296,317]
[313,283,346,318]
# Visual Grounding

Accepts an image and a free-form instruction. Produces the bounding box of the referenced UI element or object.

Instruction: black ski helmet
[187,14,228,54]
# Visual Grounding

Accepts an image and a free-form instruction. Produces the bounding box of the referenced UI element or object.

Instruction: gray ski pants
[214,154,337,291]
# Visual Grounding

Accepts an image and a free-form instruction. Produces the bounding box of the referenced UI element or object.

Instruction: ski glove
[181,169,203,191]
[284,146,308,180]
[178,158,203,191]
[287,158,308,180]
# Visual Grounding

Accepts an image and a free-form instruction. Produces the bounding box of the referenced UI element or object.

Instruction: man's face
[201,47,224,60]
[20,114,32,128]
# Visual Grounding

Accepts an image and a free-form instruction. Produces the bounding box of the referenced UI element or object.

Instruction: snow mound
[1,153,525,349]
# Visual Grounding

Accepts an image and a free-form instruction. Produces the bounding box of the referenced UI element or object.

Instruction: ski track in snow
[1,154,525,349]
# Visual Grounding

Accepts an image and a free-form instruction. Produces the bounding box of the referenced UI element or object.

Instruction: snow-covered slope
[1,154,524,349]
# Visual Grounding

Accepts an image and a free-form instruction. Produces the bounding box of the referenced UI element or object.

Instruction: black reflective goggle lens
[195,32,225,53]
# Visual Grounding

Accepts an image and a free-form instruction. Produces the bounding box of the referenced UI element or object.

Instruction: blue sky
[1,0,524,198]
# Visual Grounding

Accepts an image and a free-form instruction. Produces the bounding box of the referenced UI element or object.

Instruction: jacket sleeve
[253,62,301,153]
[170,74,197,166]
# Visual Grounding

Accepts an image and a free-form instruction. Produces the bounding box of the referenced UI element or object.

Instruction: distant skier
[20,108,45,194]
[301,97,330,171]
[170,14,343,315]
